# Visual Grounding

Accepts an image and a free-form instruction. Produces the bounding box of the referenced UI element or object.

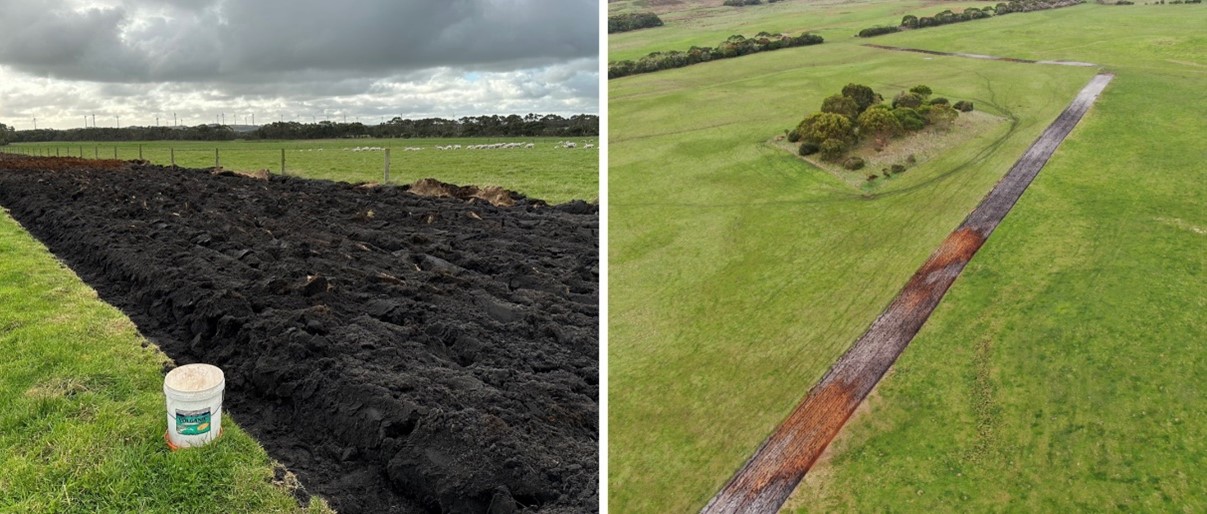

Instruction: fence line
[1,144,409,184]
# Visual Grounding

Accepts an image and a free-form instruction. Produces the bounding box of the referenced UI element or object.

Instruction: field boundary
[862,43,1098,67]
[701,72,1114,513]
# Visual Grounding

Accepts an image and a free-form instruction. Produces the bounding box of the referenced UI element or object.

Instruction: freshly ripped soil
[0,157,598,513]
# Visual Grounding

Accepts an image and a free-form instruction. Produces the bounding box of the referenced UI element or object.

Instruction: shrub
[953,100,975,112]
[787,130,802,143]
[926,104,959,129]
[891,164,907,174]
[892,107,926,131]
[820,94,860,121]
[892,91,924,109]
[799,141,820,155]
[819,138,847,161]
[909,85,933,97]
[857,107,903,141]
[797,112,854,145]
[901,15,919,28]
[858,25,901,38]
[608,12,664,33]
[843,157,866,170]
[841,83,882,113]
[928,97,949,105]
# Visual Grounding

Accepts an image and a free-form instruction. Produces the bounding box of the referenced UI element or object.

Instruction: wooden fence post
[383,148,391,183]
[171,148,175,167]
[139,144,143,160]
[94,145,98,159]
[215,148,220,169]
[281,148,286,176]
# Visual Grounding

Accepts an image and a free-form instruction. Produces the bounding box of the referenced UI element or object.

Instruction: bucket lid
[164,363,225,394]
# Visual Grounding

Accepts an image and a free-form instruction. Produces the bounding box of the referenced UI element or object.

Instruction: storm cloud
[0,0,598,129]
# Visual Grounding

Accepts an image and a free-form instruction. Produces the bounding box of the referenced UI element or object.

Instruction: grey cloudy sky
[0,0,599,129]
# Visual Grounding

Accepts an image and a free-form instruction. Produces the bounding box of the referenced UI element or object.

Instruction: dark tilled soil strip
[862,43,1098,67]
[702,73,1114,513]
[0,160,598,514]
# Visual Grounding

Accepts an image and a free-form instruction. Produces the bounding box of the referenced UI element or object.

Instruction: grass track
[5,137,599,204]
[0,209,327,513]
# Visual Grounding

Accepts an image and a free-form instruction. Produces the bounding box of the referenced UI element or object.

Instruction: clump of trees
[861,0,1084,37]
[609,32,823,79]
[608,12,664,33]
[790,83,973,163]
[6,114,599,143]
[0,123,11,145]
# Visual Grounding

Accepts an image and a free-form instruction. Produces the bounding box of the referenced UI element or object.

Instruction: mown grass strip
[0,208,327,513]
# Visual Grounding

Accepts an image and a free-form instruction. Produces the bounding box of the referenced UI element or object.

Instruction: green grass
[789,4,1207,512]
[5,137,598,204]
[608,5,1100,509]
[608,0,1000,62]
[0,210,328,513]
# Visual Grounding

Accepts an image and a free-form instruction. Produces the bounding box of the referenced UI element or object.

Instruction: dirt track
[702,73,1114,513]
[0,158,598,513]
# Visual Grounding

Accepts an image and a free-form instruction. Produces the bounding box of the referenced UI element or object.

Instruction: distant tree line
[6,114,599,143]
[722,0,785,6]
[789,83,973,172]
[608,12,664,33]
[859,0,1085,37]
[609,32,823,79]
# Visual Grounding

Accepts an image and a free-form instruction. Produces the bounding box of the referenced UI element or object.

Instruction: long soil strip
[702,72,1114,514]
[862,43,1097,67]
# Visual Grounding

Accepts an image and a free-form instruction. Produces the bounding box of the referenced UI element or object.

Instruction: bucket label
[175,408,212,435]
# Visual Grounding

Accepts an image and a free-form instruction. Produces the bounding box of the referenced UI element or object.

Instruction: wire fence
[0,144,396,183]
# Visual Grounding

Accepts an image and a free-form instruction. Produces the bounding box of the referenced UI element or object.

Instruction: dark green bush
[901,15,919,28]
[953,100,974,112]
[909,85,933,97]
[858,25,901,37]
[892,92,924,109]
[787,130,802,143]
[843,156,866,170]
[892,108,926,131]
[608,12,664,33]
[819,138,847,161]
[799,142,820,155]
[928,97,949,105]
[891,164,907,174]
[821,94,860,121]
[841,83,882,113]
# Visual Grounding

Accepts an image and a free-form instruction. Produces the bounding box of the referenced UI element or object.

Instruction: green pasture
[0,211,328,513]
[5,137,598,204]
[609,0,1000,62]
[611,0,1205,512]
[790,4,1207,512]
[609,12,1096,513]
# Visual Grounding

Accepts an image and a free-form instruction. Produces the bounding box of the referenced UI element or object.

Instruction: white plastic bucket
[163,363,225,449]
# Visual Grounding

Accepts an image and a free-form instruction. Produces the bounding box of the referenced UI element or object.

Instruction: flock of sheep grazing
[383,140,596,152]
